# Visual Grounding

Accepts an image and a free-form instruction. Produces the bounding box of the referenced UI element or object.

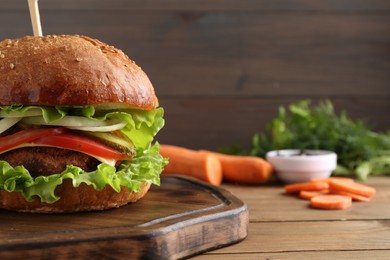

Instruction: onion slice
[66,121,127,132]
[0,117,22,134]
[21,116,126,132]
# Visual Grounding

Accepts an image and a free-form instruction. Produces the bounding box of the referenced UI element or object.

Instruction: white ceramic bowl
[266,149,337,183]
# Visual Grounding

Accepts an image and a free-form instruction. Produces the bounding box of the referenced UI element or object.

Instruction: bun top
[0,35,158,110]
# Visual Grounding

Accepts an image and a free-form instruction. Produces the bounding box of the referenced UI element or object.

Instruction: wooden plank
[5,12,390,97]
[2,0,390,11]
[1,13,389,98]
[158,97,390,150]
[223,177,390,222]
[194,220,390,254]
[194,250,390,260]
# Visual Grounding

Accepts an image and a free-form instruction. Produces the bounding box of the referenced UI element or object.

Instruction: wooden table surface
[194,176,390,260]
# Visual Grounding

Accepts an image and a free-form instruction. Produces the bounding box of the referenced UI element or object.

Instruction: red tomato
[33,134,132,161]
[0,127,131,161]
[0,127,65,153]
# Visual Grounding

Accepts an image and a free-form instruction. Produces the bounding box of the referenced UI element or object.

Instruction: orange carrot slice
[311,177,354,184]
[329,179,376,198]
[285,181,329,194]
[311,195,352,210]
[201,150,273,184]
[160,145,222,185]
[330,189,371,202]
[299,190,329,200]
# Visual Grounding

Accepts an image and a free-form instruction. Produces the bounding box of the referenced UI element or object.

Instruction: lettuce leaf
[102,108,165,149]
[0,143,167,204]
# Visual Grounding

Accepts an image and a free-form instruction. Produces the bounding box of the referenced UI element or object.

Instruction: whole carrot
[200,150,273,184]
[160,145,223,186]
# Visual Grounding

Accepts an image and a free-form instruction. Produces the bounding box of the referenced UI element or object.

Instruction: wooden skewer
[28,0,43,36]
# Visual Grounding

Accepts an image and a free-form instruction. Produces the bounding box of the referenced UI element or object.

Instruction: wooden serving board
[0,176,248,259]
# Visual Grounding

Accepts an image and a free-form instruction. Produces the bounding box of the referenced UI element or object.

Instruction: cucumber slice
[79,132,135,156]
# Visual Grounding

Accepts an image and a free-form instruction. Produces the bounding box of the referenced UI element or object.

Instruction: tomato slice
[33,134,132,161]
[0,127,131,162]
[0,127,66,153]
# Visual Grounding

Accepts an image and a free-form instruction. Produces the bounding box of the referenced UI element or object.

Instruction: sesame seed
[76,58,82,62]
[0,54,5,59]
[10,63,14,69]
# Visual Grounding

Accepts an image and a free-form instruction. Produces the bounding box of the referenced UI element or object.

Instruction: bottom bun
[0,180,151,213]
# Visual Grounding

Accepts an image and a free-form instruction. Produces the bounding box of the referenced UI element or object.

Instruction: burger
[0,35,167,213]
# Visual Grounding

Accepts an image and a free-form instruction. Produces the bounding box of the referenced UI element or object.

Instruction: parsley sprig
[225,100,390,179]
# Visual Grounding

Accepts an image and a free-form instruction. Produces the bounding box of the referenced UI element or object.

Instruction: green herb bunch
[231,100,390,179]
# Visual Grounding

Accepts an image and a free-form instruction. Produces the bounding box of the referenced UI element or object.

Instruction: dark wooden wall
[1,0,389,150]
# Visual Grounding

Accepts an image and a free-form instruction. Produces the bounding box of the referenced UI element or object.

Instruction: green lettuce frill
[0,105,167,203]
[0,143,167,203]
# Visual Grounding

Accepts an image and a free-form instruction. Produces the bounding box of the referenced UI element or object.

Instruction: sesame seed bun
[0,35,158,110]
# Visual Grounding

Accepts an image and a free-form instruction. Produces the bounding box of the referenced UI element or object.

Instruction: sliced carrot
[329,179,376,198]
[200,150,273,184]
[160,145,222,186]
[329,189,371,202]
[284,181,329,194]
[299,190,329,200]
[311,195,352,210]
[311,177,354,184]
